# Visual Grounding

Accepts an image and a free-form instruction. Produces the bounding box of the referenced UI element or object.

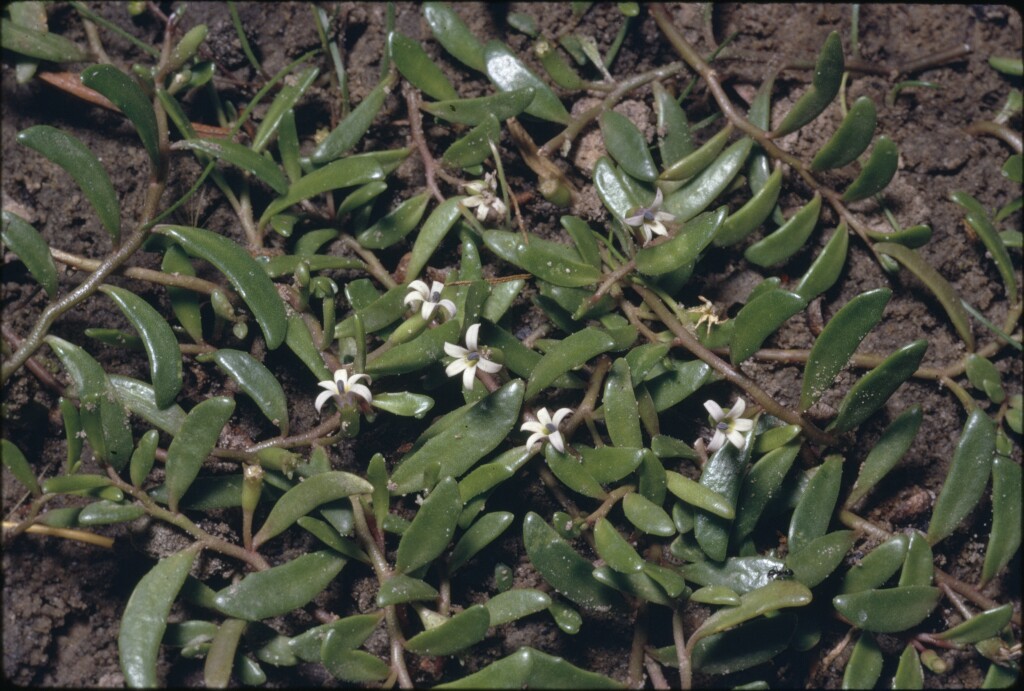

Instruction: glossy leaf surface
[523,512,622,609]
[214,551,347,620]
[1,211,58,297]
[927,409,995,545]
[832,586,940,632]
[164,397,235,513]
[830,339,927,434]
[253,472,372,547]
[772,31,844,137]
[81,64,160,165]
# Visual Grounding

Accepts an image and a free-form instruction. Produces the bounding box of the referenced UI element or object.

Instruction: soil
[2,3,1021,688]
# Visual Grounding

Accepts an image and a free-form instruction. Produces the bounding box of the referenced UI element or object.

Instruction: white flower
[315,369,372,413]
[443,323,502,390]
[703,397,754,452]
[461,172,507,222]
[624,188,675,244]
[403,280,457,321]
[521,407,573,454]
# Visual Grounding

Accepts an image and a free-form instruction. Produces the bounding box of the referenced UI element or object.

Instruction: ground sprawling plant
[2,2,1021,688]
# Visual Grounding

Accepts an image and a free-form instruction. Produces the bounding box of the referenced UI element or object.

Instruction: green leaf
[396,476,462,573]
[404,605,490,655]
[449,511,515,573]
[483,230,602,287]
[666,470,735,519]
[842,633,883,690]
[370,391,434,418]
[832,586,940,633]
[622,492,675,536]
[436,646,624,689]
[840,534,909,594]
[654,81,694,166]
[423,2,487,72]
[898,530,934,586]
[635,207,726,276]
[1,17,87,62]
[927,409,995,545]
[593,517,645,573]
[715,163,783,246]
[17,125,120,242]
[375,574,439,607]
[312,72,396,163]
[845,406,922,507]
[109,374,187,435]
[965,354,1006,404]
[982,456,1022,583]
[1,210,58,297]
[800,288,891,411]
[100,285,182,410]
[154,225,288,349]
[793,222,849,301]
[259,156,385,224]
[892,644,924,689]
[744,193,822,267]
[841,136,899,202]
[695,430,754,561]
[443,114,502,169]
[1,439,41,496]
[421,87,536,125]
[526,328,615,399]
[81,64,160,166]
[733,443,800,541]
[198,349,288,434]
[772,31,844,137]
[523,512,622,610]
[601,358,642,448]
[484,40,569,124]
[600,110,657,181]
[872,243,974,352]
[355,191,430,249]
[811,96,877,171]
[164,397,236,513]
[173,139,289,195]
[681,556,786,595]
[830,339,928,434]
[690,580,813,646]
[937,604,1014,644]
[786,530,855,587]
[322,642,389,683]
[405,197,465,282]
[161,244,204,343]
[119,546,200,687]
[690,613,798,675]
[961,209,1019,306]
[788,455,843,554]
[251,66,319,153]
[252,471,372,548]
[485,589,552,626]
[389,31,458,101]
[214,551,347,621]
[663,137,753,222]
[660,124,733,183]
[730,290,807,365]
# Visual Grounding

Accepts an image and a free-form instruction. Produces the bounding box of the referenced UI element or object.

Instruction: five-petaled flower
[315,368,373,413]
[521,407,573,454]
[703,397,754,452]
[404,280,457,321]
[461,172,507,222]
[443,323,502,390]
[624,188,675,244]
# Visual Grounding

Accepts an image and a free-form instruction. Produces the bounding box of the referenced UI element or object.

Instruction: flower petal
[727,429,746,449]
[552,407,573,425]
[317,380,339,393]
[404,293,424,307]
[334,369,349,388]
[477,358,502,374]
[525,431,546,449]
[624,212,644,227]
[462,364,477,390]
[733,418,755,432]
[465,323,481,351]
[462,196,483,208]
[407,279,429,295]
[349,383,373,404]
[420,301,436,319]
[437,299,457,319]
[704,400,725,421]
[314,389,335,413]
[535,407,553,426]
[445,359,468,378]
[549,431,566,454]
[475,205,489,221]
[728,398,747,419]
[648,220,668,237]
[520,421,545,434]
[707,430,726,452]
[444,342,467,358]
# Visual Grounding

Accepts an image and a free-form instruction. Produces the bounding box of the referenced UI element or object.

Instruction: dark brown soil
[3,3,1021,688]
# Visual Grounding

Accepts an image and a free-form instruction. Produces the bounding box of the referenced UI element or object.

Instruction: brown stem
[405,82,445,204]
[49,247,225,295]
[672,608,692,689]
[634,284,834,446]
[338,235,397,289]
[628,604,649,688]
[965,121,1024,155]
